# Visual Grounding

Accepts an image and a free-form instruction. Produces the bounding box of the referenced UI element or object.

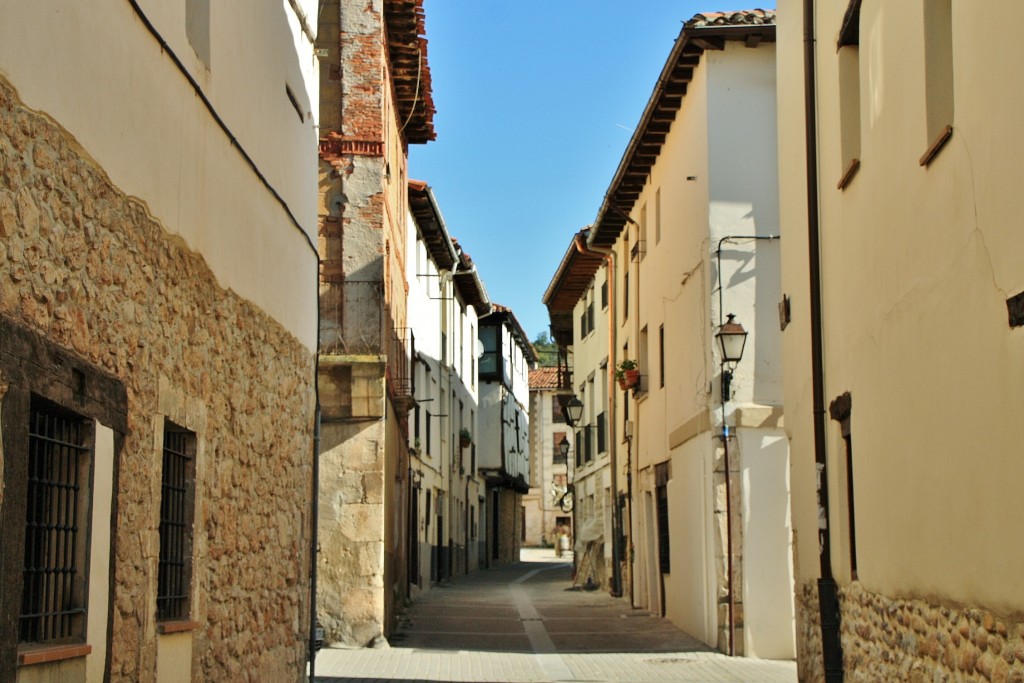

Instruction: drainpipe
[803,0,844,679]
[572,233,623,597]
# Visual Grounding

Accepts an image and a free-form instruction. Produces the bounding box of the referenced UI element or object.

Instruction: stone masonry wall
[0,77,315,682]
[797,579,1024,683]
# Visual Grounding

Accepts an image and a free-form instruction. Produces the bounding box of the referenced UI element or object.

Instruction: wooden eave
[383,0,436,144]
[589,19,776,249]
[543,232,605,343]
[453,257,492,317]
[408,181,457,270]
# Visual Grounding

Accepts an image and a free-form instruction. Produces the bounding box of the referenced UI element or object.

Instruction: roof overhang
[408,180,457,269]
[589,10,776,249]
[542,230,605,347]
[384,0,436,144]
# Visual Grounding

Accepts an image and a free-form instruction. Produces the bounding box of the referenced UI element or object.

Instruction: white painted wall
[738,429,796,659]
[0,1,319,348]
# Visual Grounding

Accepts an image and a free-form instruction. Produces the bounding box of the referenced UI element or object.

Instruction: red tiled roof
[529,367,561,390]
[686,9,776,28]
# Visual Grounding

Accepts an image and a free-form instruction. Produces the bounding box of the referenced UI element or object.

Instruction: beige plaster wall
[0,1,319,348]
[778,0,1024,678]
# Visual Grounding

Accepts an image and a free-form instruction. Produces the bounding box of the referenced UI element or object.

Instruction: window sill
[157,619,201,635]
[18,643,93,666]
[837,158,860,190]
[920,125,953,166]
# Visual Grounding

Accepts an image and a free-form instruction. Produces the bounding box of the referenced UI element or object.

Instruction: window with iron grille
[158,422,196,622]
[20,397,92,644]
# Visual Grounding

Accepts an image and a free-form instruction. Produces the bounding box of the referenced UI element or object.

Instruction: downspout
[572,234,622,597]
[802,0,844,680]
[309,261,322,678]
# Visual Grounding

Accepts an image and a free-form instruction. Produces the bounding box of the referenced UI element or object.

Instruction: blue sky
[409,1,715,342]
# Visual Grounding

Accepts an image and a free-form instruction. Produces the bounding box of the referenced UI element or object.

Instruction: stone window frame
[0,315,126,677]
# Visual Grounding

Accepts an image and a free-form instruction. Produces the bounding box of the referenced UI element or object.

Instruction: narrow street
[314,549,797,683]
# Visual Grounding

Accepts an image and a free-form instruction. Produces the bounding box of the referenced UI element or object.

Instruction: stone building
[0,2,319,682]
[477,305,536,566]
[315,0,434,647]
[524,367,573,549]
[564,10,797,659]
[406,180,491,593]
[777,1,1024,680]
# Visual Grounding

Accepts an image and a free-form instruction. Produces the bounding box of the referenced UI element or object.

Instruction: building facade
[406,180,490,593]
[524,368,574,550]
[315,0,434,647]
[0,1,319,681]
[584,10,797,659]
[478,305,535,566]
[543,235,615,588]
[777,1,1024,680]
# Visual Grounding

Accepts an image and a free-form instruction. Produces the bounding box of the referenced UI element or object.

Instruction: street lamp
[714,312,747,657]
[558,435,571,460]
[715,313,748,401]
[564,396,584,427]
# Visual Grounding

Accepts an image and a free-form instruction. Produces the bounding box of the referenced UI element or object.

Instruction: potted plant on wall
[459,427,473,449]
[615,359,639,390]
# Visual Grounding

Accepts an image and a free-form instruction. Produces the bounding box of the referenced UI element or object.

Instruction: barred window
[21,398,92,644]
[157,422,196,622]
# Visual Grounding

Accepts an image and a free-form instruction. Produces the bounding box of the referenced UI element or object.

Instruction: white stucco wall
[738,429,796,659]
[0,1,319,348]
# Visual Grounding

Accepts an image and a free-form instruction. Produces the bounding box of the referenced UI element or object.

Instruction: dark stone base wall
[796,580,1024,683]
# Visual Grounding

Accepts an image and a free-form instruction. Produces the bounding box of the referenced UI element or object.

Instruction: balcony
[319,279,415,411]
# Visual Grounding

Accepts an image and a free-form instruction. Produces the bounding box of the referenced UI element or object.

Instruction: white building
[406,180,491,589]
[584,10,796,659]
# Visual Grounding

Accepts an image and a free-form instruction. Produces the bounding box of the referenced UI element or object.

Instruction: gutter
[802,1,844,679]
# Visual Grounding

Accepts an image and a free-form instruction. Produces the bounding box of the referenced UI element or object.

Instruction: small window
[552,432,567,465]
[601,281,608,309]
[623,273,629,321]
[654,189,661,245]
[21,398,93,644]
[659,325,665,388]
[921,0,954,165]
[286,84,305,123]
[158,422,197,622]
[551,397,565,423]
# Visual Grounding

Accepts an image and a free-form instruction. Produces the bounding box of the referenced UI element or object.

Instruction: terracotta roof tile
[529,367,561,390]
[686,9,776,28]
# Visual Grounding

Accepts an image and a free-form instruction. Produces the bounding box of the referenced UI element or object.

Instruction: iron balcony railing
[319,279,414,402]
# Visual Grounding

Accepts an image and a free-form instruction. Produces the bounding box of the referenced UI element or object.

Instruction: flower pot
[621,369,640,389]
[460,436,472,449]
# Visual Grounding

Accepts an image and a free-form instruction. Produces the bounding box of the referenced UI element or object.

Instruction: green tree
[532,331,558,367]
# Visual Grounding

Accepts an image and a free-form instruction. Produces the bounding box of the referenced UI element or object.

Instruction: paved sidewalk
[313,550,797,683]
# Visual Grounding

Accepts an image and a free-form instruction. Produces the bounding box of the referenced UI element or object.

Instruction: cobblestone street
[313,549,797,682]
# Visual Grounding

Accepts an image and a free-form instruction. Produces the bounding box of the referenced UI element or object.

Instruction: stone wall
[796,579,1024,682]
[0,77,315,682]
